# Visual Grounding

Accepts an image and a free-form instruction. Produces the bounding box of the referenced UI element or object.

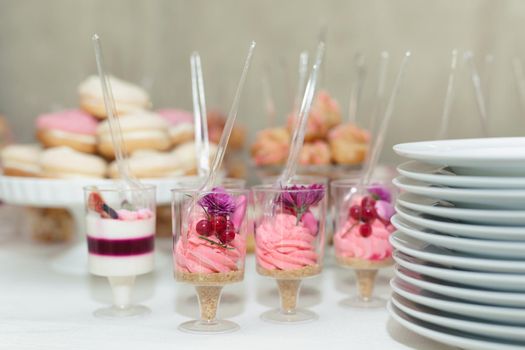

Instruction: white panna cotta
[86,213,155,277]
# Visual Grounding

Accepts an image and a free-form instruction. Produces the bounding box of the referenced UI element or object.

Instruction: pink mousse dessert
[174,188,247,285]
[86,192,155,277]
[36,109,98,153]
[334,185,396,269]
[255,184,325,279]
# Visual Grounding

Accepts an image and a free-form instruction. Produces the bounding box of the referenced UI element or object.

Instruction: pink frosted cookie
[36,109,98,153]
[157,109,194,145]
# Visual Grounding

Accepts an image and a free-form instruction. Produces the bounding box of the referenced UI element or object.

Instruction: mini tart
[250,127,290,166]
[40,146,107,178]
[1,144,42,177]
[97,110,171,159]
[36,109,98,154]
[108,150,183,179]
[299,141,331,165]
[78,75,151,119]
[171,141,218,176]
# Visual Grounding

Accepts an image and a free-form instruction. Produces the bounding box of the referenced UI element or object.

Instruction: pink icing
[36,109,98,135]
[175,208,246,274]
[334,208,395,261]
[157,109,193,125]
[255,213,318,271]
[116,208,154,221]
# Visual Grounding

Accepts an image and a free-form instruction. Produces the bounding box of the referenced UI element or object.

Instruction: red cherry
[218,230,235,244]
[359,224,372,237]
[349,205,362,221]
[212,216,227,234]
[361,206,377,223]
[225,220,235,233]
[361,196,376,208]
[196,220,212,236]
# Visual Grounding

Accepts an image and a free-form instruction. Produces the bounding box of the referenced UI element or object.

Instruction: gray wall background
[0,0,524,164]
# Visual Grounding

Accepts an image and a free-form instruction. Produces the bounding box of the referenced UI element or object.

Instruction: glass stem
[108,276,135,309]
[195,286,223,323]
[355,269,377,301]
[276,279,301,314]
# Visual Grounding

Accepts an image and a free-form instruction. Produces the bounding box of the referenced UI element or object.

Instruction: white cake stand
[0,176,194,275]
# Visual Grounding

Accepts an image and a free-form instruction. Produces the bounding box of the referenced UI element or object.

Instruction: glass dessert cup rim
[251,184,326,193]
[83,184,156,193]
[330,178,394,188]
[169,176,246,190]
[261,174,329,185]
[171,187,249,195]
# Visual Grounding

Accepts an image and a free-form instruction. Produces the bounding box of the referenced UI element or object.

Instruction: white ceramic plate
[392,216,525,260]
[390,231,525,273]
[393,137,525,176]
[398,161,525,189]
[395,266,525,307]
[395,206,525,241]
[388,302,525,350]
[397,192,525,225]
[391,277,525,325]
[393,251,525,292]
[391,294,525,342]
[394,176,525,209]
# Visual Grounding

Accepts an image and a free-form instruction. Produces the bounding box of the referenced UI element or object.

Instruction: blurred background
[0,0,524,165]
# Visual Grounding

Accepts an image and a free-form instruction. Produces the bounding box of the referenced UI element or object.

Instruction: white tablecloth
[0,237,454,350]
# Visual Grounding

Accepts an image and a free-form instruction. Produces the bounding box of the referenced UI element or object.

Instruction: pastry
[78,75,150,119]
[328,122,370,165]
[0,116,13,148]
[171,141,218,176]
[250,127,290,166]
[108,150,183,179]
[97,110,171,158]
[40,146,107,178]
[207,110,245,150]
[157,109,194,145]
[1,144,42,177]
[299,141,331,166]
[36,109,98,153]
[27,207,74,243]
[287,90,342,141]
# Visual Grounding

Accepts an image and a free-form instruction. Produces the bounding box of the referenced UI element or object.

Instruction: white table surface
[0,236,455,350]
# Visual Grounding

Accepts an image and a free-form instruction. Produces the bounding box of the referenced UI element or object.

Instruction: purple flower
[198,187,236,217]
[375,200,395,223]
[275,183,325,222]
[367,184,392,203]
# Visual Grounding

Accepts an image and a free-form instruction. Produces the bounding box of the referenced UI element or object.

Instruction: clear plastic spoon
[190,52,210,177]
[294,51,309,110]
[201,41,256,191]
[278,42,325,186]
[347,53,366,124]
[464,52,489,137]
[92,34,144,194]
[361,51,411,187]
[436,49,458,140]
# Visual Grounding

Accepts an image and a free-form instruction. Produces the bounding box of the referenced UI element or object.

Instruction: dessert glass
[84,185,156,318]
[331,179,396,308]
[172,187,249,334]
[252,184,327,323]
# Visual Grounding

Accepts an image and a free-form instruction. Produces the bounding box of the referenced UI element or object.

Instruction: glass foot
[261,308,318,324]
[339,295,387,309]
[178,319,240,334]
[93,305,151,318]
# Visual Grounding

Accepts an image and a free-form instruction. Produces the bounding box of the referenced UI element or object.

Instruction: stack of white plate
[388,138,525,350]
